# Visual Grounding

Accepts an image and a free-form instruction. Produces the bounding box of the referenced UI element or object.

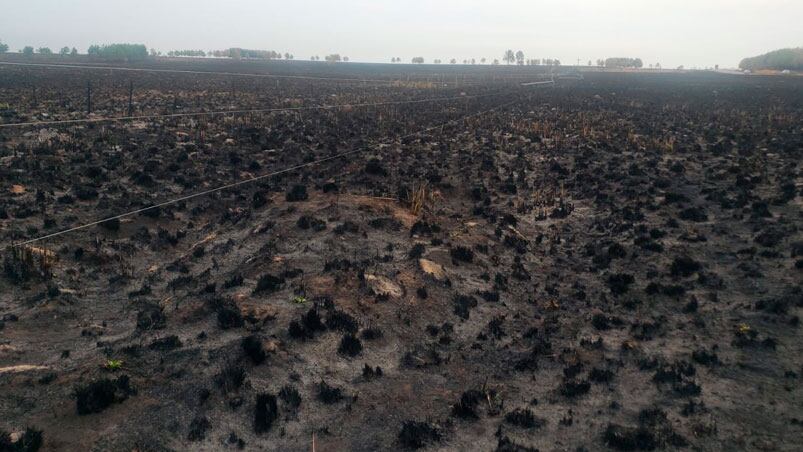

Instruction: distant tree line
[604,57,643,68]
[18,45,77,57]
[324,54,349,62]
[739,48,803,71]
[88,44,148,61]
[168,50,207,57]
[395,51,560,66]
[210,48,294,60]
[0,40,8,53]
[502,50,560,66]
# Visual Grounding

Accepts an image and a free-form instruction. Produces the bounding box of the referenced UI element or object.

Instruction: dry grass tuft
[409,182,431,216]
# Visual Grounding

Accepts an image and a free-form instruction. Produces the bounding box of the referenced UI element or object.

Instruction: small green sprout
[291,296,307,304]
[105,359,124,371]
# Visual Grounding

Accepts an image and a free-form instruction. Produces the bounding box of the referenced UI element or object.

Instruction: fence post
[128,80,134,116]
[86,81,92,115]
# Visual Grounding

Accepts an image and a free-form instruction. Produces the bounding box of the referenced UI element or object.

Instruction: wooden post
[128,80,134,116]
[86,81,92,114]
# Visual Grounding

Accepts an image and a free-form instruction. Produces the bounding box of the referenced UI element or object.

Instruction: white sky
[1,0,801,68]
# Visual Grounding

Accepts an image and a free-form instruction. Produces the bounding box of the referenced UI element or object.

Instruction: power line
[4,93,519,249]
[0,91,505,129]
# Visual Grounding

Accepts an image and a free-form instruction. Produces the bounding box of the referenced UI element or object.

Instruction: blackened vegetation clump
[679,206,708,222]
[74,375,136,415]
[0,427,43,452]
[504,408,545,429]
[454,295,478,320]
[604,408,688,450]
[451,389,484,419]
[279,385,302,410]
[607,273,635,295]
[215,361,246,394]
[136,303,166,331]
[670,256,701,278]
[560,379,591,398]
[253,393,279,433]
[254,273,284,293]
[326,310,359,334]
[652,360,701,396]
[288,307,327,340]
[242,335,266,365]
[286,184,308,202]
[362,364,383,380]
[496,436,540,452]
[338,333,363,357]
[410,220,440,237]
[317,381,345,404]
[450,246,474,263]
[365,158,388,176]
[187,416,211,441]
[398,421,441,449]
[215,302,244,330]
[408,243,426,259]
[148,335,182,351]
[297,215,326,231]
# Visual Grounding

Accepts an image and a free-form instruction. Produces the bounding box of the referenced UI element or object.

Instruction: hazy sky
[1,0,801,68]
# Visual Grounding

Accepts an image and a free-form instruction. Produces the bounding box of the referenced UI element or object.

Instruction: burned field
[0,63,802,451]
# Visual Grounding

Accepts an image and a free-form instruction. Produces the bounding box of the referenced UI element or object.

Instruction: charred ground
[0,61,801,451]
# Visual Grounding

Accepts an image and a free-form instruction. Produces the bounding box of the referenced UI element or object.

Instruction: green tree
[504,49,515,64]
[38,47,53,55]
[0,40,9,53]
[22,46,34,56]
[87,44,148,61]
[411,56,424,64]
[515,50,524,65]
[739,47,803,71]
[60,46,71,55]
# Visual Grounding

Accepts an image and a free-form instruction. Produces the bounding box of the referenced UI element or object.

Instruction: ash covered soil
[1,64,802,451]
